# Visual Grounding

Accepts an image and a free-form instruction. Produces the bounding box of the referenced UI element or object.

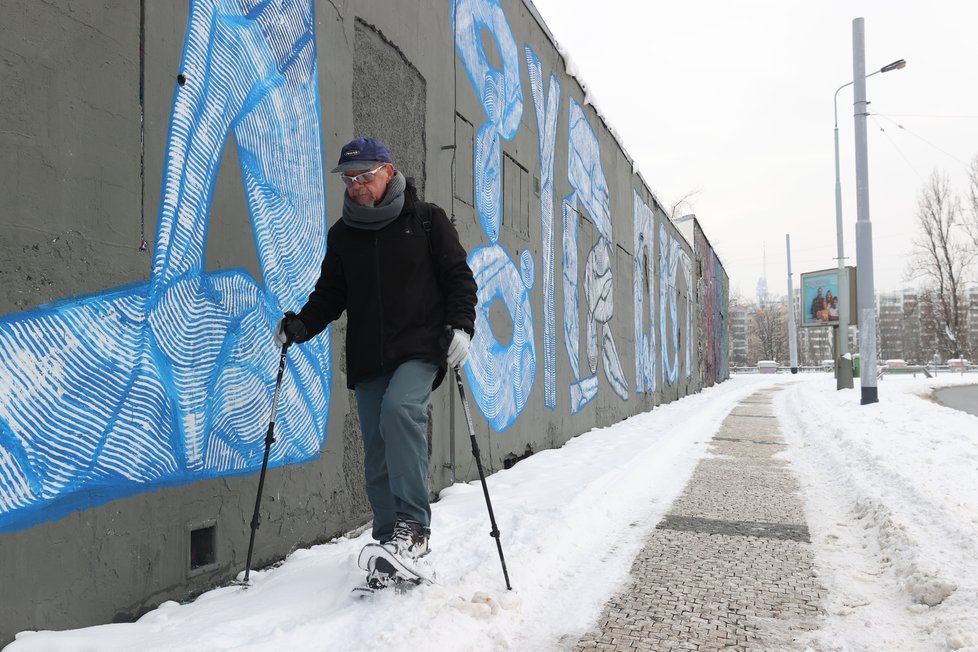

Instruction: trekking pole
[244,342,290,583]
[453,367,512,590]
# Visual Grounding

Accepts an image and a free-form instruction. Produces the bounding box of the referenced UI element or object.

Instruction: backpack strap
[405,177,434,254]
[415,199,434,255]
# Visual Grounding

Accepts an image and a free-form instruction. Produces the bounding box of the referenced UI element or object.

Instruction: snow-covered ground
[5,373,978,652]
[779,373,978,652]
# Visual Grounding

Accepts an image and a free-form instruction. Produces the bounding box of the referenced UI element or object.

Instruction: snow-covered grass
[5,372,978,651]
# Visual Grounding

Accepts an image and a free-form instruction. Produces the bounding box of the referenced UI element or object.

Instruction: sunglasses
[341,163,388,187]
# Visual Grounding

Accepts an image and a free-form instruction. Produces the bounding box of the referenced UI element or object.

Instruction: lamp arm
[834,81,854,127]
[833,60,901,126]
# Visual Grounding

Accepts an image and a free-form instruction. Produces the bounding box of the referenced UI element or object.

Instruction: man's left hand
[447,328,471,369]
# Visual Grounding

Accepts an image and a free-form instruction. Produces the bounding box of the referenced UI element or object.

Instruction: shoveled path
[574,387,824,651]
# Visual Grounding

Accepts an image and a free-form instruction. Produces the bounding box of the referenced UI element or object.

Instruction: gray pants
[354,360,438,542]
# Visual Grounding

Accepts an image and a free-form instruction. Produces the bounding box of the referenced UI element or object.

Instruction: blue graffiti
[0,0,331,532]
[633,192,656,394]
[454,0,535,432]
[660,223,680,386]
[524,45,560,411]
[562,99,628,413]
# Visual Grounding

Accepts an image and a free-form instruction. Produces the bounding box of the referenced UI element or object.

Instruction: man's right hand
[275,311,308,346]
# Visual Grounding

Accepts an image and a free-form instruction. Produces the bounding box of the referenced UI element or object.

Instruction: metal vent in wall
[188,521,218,576]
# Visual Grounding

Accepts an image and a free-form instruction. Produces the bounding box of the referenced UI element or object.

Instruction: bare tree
[915,289,947,362]
[965,155,978,251]
[667,189,702,221]
[909,171,974,360]
[748,301,788,363]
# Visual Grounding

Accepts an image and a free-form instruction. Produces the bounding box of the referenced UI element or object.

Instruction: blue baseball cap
[330,137,393,173]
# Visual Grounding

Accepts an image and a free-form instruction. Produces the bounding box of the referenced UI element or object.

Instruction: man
[276,137,477,586]
[810,287,824,321]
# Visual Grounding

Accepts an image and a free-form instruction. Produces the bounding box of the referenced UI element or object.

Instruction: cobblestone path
[574,388,824,651]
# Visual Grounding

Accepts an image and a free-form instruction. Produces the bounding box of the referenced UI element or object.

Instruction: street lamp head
[880,59,907,73]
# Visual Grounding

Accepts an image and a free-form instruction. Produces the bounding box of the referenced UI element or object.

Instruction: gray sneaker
[384,520,430,561]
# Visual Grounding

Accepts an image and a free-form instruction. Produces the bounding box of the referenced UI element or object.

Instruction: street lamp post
[786,234,799,374]
[833,47,905,392]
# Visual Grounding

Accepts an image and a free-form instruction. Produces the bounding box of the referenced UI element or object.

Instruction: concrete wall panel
[0,0,728,641]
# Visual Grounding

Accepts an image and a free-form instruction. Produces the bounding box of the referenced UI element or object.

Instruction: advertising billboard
[800,267,857,327]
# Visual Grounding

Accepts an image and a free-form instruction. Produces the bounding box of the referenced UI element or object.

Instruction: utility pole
[786,234,799,374]
[852,17,879,404]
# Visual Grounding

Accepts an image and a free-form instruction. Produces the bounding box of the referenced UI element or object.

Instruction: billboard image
[800,268,844,327]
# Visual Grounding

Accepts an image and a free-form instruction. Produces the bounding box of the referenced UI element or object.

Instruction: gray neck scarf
[341,170,406,230]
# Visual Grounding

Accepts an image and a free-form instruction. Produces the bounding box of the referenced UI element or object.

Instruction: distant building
[874,286,978,364]
[732,285,978,370]
[798,325,832,366]
[877,292,905,361]
[729,304,750,367]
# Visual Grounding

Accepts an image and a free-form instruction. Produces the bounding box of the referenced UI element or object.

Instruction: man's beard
[352,190,376,207]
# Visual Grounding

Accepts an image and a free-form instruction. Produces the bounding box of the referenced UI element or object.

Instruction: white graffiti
[454,0,535,431]
[468,246,536,431]
[524,45,560,411]
[659,224,693,386]
[562,99,627,413]
[681,246,694,379]
[453,0,522,243]
[633,192,656,394]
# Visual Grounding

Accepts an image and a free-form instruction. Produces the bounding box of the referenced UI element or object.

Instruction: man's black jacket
[295,190,477,389]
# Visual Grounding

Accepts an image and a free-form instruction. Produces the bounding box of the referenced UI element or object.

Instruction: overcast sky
[528,0,978,301]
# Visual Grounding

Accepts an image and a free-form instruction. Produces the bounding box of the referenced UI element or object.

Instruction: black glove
[275,311,308,346]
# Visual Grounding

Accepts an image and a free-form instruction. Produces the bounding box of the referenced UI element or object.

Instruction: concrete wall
[0,0,728,642]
